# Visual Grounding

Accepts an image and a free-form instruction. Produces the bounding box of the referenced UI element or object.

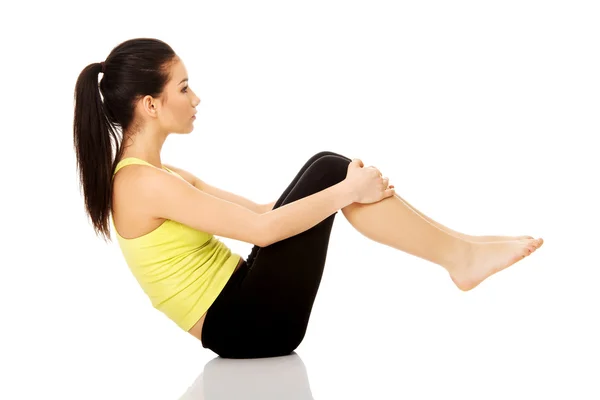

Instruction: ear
[141,95,158,117]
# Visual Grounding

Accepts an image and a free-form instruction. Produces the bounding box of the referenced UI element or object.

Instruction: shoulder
[112,165,202,225]
[113,163,196,215]
[162,163,199,187]
[113,162,193,191]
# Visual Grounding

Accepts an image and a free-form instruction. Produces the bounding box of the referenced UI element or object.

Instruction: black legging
[201,150,352,358]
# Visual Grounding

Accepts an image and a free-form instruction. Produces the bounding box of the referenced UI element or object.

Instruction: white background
[2,0,598,399]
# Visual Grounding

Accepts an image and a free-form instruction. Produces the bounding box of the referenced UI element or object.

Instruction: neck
[120,130,168,169]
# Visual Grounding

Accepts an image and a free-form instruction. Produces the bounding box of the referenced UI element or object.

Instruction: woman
[73,38,543,359]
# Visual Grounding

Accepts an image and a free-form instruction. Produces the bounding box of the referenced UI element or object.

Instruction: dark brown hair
[73,38,177,242]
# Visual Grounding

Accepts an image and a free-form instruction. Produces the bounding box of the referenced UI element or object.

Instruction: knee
[309,154,350,182]
[312,150,352,163]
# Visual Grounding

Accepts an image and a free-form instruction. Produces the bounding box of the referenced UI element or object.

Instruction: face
[139,57,201,134]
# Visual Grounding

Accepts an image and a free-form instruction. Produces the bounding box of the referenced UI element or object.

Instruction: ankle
[445,240,473,275]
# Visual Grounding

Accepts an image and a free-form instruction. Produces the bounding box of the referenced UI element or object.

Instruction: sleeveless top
[111,157,242,331]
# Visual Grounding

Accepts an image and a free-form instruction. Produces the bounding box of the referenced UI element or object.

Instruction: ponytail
[72,38,176,242]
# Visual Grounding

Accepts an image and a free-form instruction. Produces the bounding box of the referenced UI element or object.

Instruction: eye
[182,86,189,93]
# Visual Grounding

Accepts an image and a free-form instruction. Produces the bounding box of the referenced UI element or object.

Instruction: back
[111,157,243,332]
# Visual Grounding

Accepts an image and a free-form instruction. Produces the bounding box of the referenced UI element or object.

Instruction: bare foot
[471,234,534,242]
[450,238,543,291]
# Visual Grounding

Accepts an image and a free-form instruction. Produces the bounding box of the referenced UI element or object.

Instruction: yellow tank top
[111,157,242,332]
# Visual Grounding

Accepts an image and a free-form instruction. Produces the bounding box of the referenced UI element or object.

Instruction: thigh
[202,152,351,358]
[242,153,352,306]
[246,150,350,267]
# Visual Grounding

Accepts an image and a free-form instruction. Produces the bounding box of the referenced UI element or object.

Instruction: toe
[528,247,535,254]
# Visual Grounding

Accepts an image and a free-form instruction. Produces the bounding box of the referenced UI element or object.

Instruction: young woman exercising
[73,38,543,359]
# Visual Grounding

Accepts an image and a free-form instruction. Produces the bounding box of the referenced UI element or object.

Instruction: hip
[187,256,245,341]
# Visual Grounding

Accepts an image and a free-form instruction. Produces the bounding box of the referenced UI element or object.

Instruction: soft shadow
[178,351,314,400]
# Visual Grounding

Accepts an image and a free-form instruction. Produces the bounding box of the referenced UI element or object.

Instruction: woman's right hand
[345,158,395,204]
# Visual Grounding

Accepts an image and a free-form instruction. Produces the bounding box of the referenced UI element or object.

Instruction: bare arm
[263,200,277,213]
[162,163,267,214]
[195,178,267,215]
[195,178,354,244]
[259,182,355,247]
[160,163,355,245]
